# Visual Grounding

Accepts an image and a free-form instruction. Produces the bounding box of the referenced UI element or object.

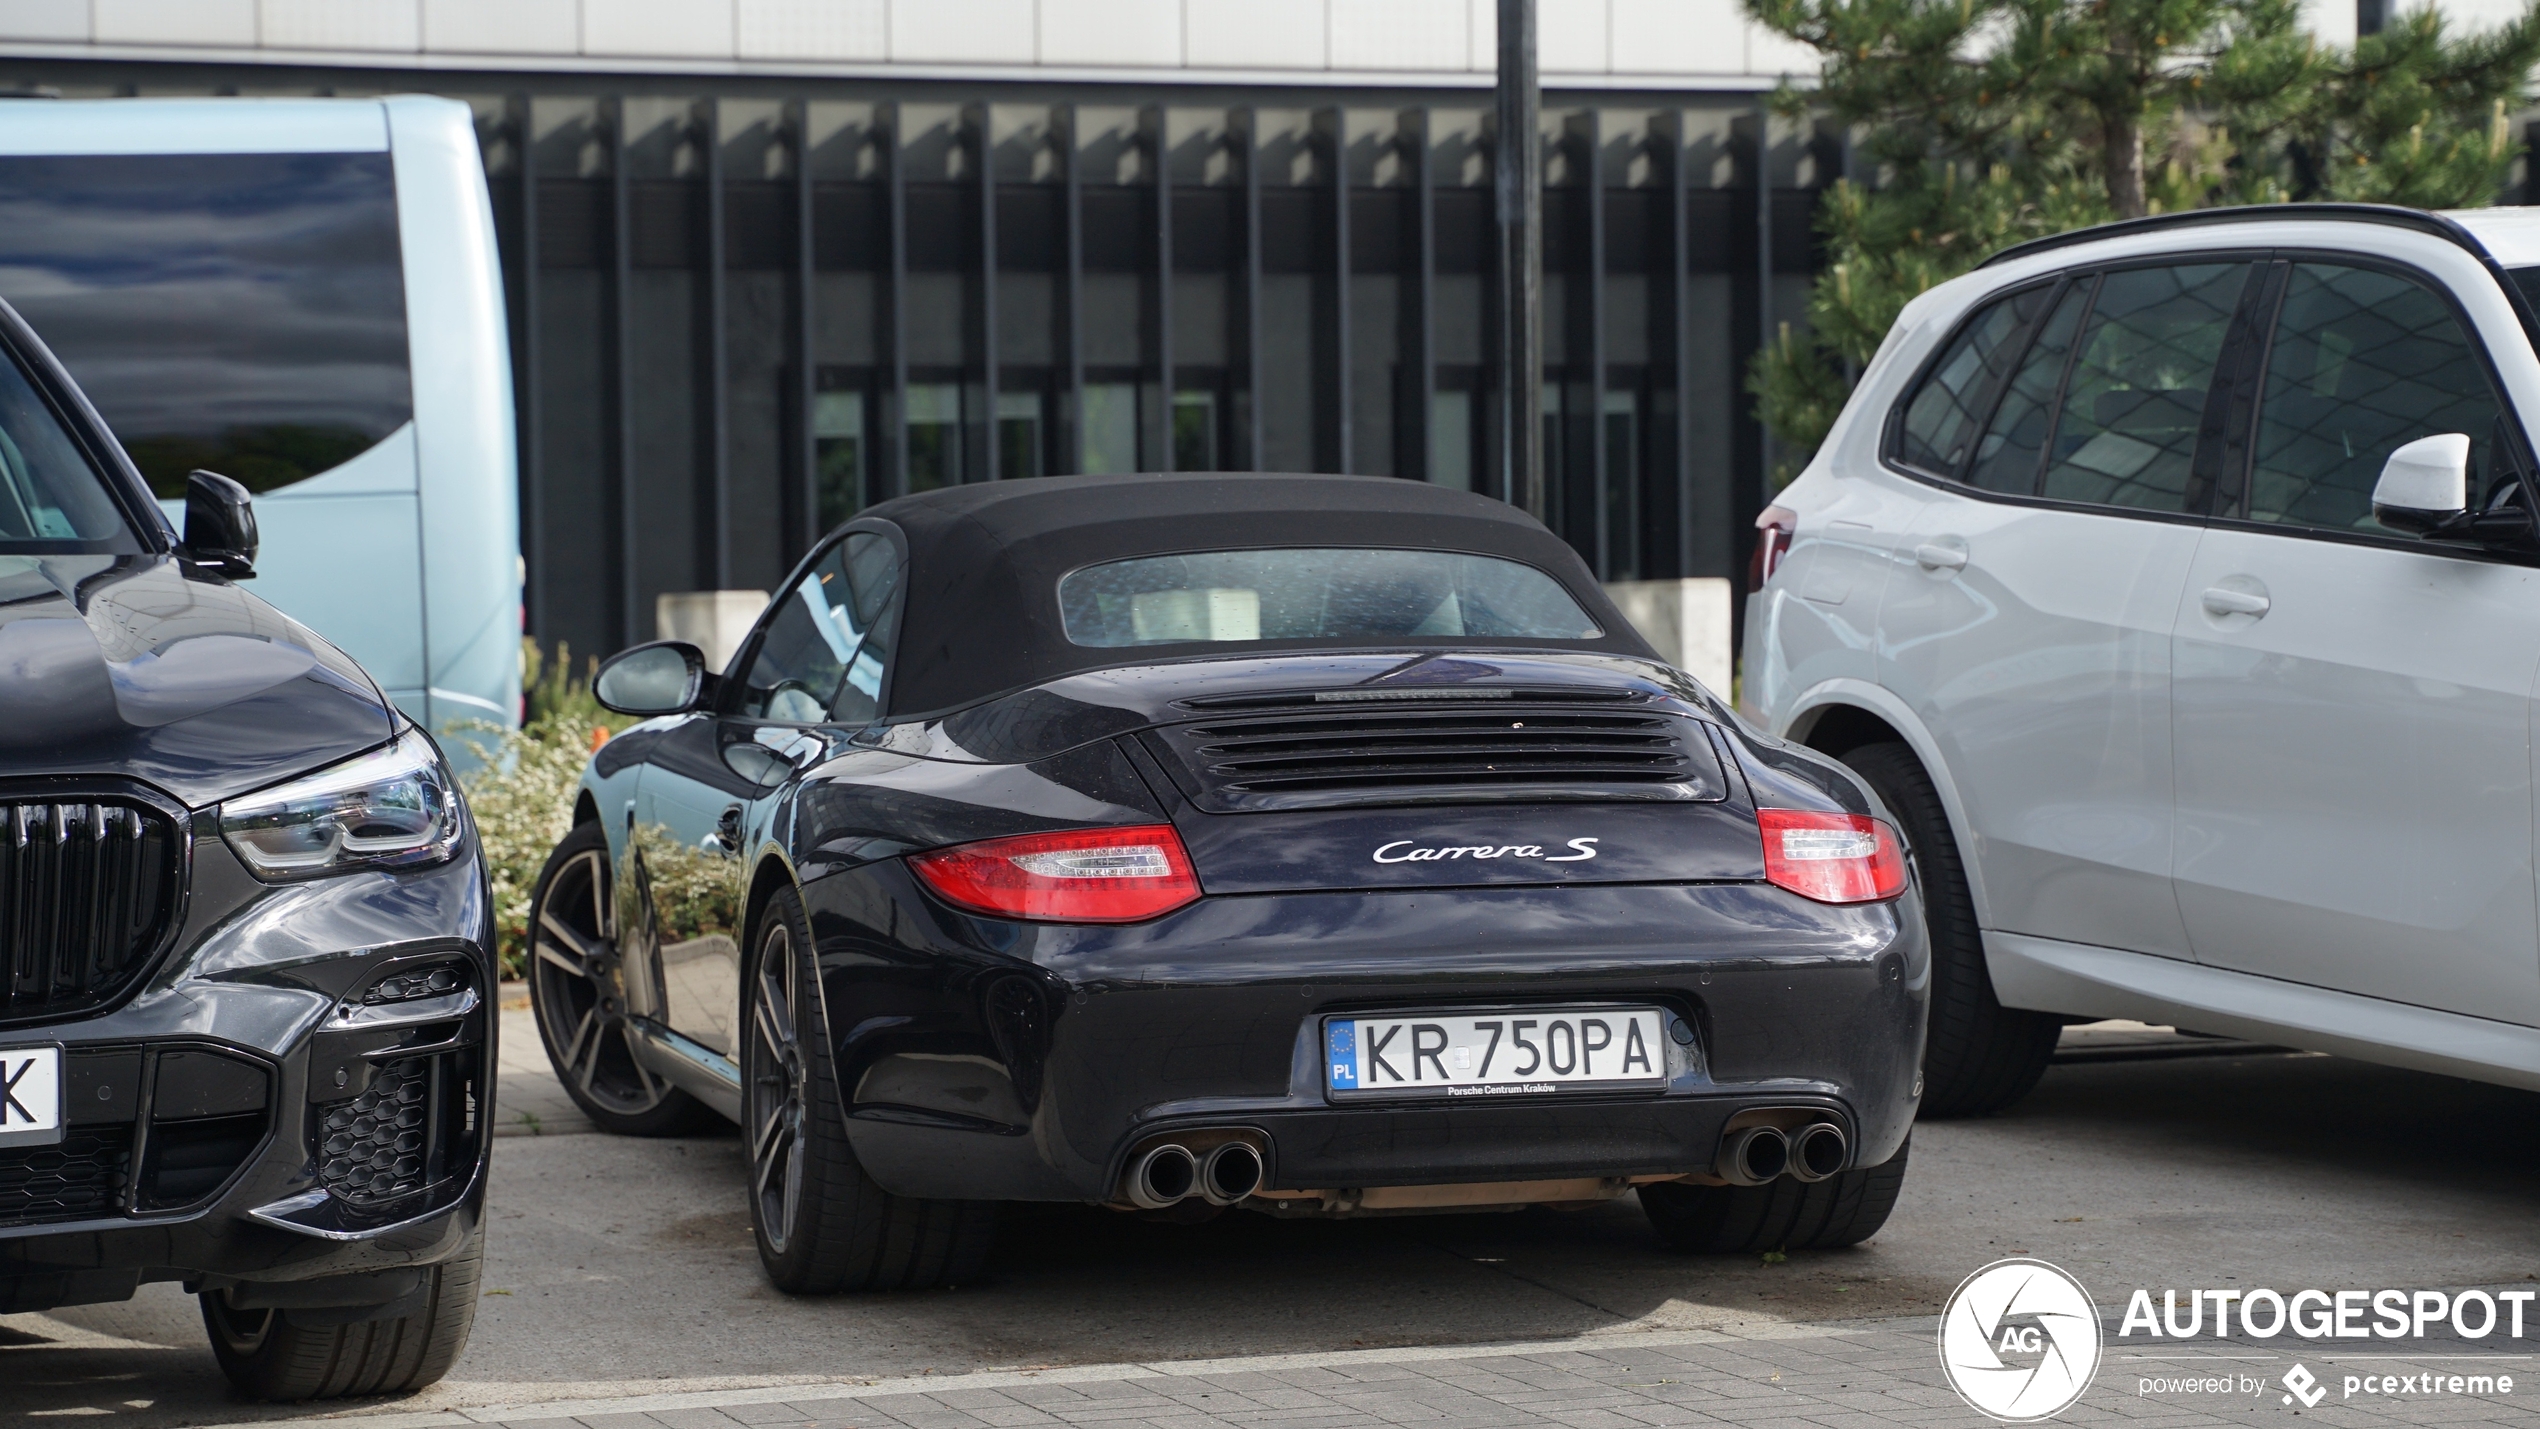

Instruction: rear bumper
[817,873,1927,1204]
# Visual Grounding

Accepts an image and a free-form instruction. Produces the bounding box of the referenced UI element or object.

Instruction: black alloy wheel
[745,885,998,1293]
[746,908,809,1256]
[527,821,711,1135]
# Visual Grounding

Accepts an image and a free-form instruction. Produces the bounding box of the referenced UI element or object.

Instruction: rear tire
[200,1229,482,1401]
[745,886,997,1293]
[1840,742,2060,1118]
[1639,1140,1909,1254]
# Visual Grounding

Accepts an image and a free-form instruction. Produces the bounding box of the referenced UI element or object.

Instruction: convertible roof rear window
[1059,548,1601,647]
[856,473,1654,717]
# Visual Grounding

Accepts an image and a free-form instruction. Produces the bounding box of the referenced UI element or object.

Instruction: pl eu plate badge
[0,1044,63,1149]
[1327,1021,1359,1091]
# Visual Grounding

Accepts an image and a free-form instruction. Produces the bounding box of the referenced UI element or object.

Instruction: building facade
[0,0,2456,660]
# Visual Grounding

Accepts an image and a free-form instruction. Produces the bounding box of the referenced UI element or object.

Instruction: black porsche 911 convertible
[528,473,1926,1291]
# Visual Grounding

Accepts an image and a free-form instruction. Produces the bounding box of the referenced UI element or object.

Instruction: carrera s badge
[1371,838,1599,864]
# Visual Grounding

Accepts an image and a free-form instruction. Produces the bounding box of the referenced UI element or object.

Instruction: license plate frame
[0,1043,64,1149]
[1322,1006,1670,1102]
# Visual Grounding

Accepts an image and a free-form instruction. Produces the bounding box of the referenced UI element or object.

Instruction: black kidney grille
[2,801,180,1027]
[0,1126,133,1226]
[1173,705,1706,802]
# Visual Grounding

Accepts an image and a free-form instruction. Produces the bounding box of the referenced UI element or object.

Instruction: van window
[2037,263,2249,513]
[1893,286,2050,480]
[2247,263,2505,532]
[0,152,410,498]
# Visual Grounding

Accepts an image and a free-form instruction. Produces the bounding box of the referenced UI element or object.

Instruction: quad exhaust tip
[1716,1119,1849,1186]
[1201,1141,1264,1206]
[1128,1143,1198,1209]
[1717,1126,1789,1186]
[1790,1122,1848,1183]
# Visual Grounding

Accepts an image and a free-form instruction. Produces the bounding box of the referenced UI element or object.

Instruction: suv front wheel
[200,1229,481,1400]
[1841,742,2060,1117]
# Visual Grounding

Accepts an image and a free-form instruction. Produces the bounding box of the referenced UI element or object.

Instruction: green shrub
[454,640,632,980]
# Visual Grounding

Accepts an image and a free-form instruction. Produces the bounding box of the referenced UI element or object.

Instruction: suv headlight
[219,729,465,881]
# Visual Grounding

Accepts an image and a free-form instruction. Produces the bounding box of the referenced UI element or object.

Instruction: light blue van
[0,96,519,736]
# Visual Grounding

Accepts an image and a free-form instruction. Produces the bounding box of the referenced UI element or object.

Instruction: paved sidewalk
[494,987,596,1138]
[195,1316,2529,1429]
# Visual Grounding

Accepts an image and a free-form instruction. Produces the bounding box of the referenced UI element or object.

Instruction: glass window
[1058,548,1601,648]
[736,532,902,723]
[998,390,1044,480]
[0,349,131,550]
[1894,287,2047,478]
[1967,283,2090,495]
[905,382,961,492]
[1173,390,1217,471]
[813,384,865,530]
[2038,263,2248,513]
[0,153,410,498]
[2248,264,2505,532]
[1081,382,1137,474]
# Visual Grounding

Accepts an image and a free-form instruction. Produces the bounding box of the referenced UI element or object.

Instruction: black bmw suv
[0,297,489,1398]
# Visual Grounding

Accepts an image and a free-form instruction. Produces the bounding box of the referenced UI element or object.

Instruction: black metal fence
[479,89,1829,658]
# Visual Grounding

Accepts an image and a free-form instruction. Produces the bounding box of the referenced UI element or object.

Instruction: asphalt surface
[5,1005,2537,1427]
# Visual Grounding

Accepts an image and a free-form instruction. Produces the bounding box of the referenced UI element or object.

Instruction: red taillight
[907,824,1202,924]
[1749,505,1796,593]
[1758,809,1907,904]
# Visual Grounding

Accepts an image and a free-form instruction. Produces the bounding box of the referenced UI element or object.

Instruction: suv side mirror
[2371,434,2471,535]
[180,469,257,578]
[593,640,709,716]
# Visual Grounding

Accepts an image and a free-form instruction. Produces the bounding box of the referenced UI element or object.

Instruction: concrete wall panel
[738,0,886,61]
[1040,0,1182,68]
[1186,0,1326,70]
[422,0,577,55]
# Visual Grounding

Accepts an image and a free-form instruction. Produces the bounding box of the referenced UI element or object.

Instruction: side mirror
[593,640,708,716]
[2371,433,2471,536]
[180,469,257,578]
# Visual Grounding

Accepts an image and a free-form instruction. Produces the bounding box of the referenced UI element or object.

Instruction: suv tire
[1639,1139,1909,1253]
[745,885,997,1293]
[200,1228,482,1400]
[1841,742,2060,1117]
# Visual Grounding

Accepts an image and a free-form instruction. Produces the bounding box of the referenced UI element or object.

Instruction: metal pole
[1495,0,1543,520]
[1755,97,1775,486]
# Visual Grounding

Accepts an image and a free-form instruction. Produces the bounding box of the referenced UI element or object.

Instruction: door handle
[713,805,743,853]
[2200,586,2271,618]
[1913,542,1968,571]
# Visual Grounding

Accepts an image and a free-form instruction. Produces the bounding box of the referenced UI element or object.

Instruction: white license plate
[1324,1008,1668,1100]
[0,1044,62,1148]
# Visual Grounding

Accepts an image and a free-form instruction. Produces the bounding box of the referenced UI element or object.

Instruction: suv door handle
[2200,586,2271,618]
[1913,542,1968,571]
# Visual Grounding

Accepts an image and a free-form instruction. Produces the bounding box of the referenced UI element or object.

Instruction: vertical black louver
[1,800,181,1027]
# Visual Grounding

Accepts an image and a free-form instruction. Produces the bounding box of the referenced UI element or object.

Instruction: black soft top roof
[850,472,1658,718]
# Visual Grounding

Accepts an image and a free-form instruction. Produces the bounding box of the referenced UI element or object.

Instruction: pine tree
[1749,0,2540,474]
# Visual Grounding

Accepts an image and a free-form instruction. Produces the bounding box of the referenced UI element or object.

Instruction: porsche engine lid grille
[1146,692,1727,812]
[1,800,182,1029]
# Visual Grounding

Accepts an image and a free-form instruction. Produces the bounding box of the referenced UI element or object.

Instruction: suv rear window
[1058,548,1601,647]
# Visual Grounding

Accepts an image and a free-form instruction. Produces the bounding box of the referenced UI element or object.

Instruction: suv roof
[1981,202,2491,269]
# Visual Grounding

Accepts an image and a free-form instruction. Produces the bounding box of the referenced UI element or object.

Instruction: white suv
[1743,204,2540,1116]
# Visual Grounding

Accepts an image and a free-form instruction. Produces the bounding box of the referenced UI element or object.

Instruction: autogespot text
[2118,1286,2537,1341]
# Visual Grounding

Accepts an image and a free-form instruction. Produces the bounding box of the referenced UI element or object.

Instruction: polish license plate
[1324,1008,1668,1101]
[0,1044,62,1148]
